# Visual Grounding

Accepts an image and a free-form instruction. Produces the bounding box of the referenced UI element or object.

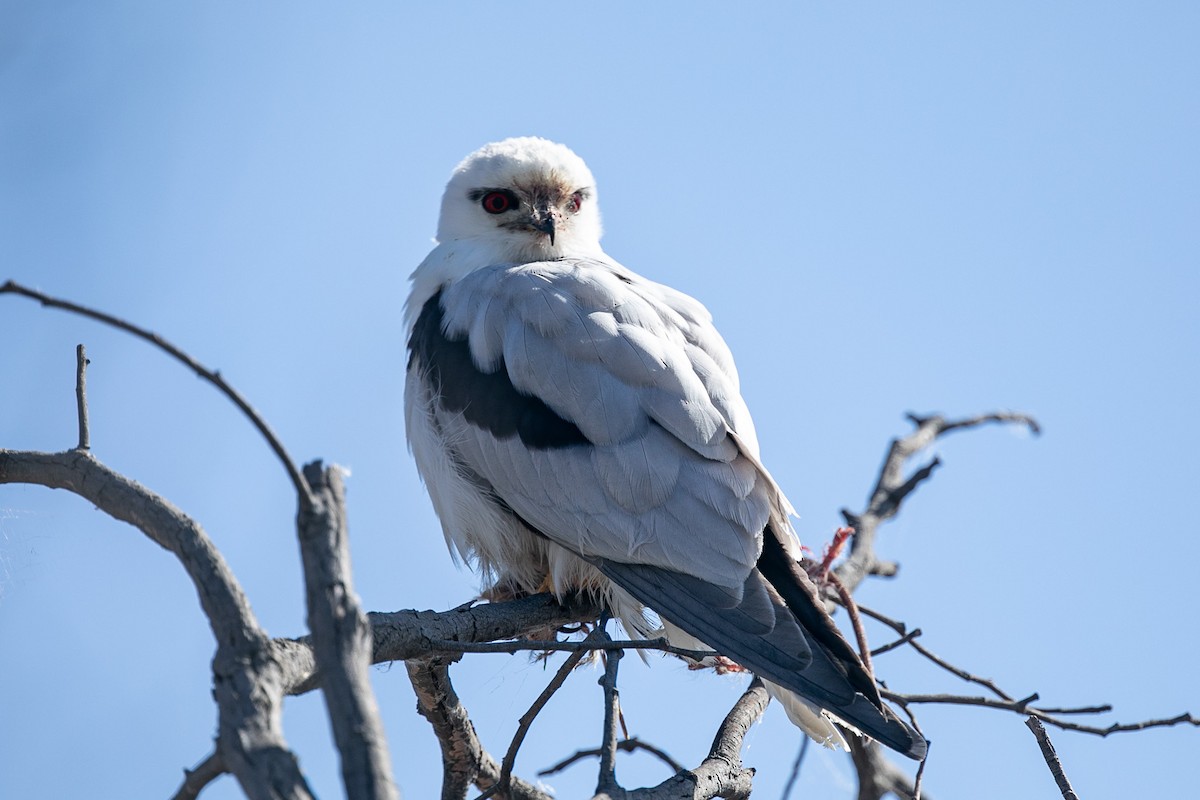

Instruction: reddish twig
[825,571,873,676]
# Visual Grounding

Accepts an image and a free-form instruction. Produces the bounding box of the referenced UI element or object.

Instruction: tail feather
[598,557,928,760]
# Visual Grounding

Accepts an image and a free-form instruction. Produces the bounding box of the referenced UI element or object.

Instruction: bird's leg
[478,575,532,603]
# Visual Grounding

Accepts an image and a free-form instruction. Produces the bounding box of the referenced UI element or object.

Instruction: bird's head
[436,137,603,262]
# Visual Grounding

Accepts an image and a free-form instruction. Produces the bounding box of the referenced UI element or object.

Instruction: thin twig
[931,411,1042,437]
[912,753,928,800]
[1,280,313,506]
[1025,716,1080,800]
[476,642,594,800]
[537,738,684,778]
[825,571,873,676]
[1036,705,1114,715]
[871,628,922,657]
[885,690,1200,736]
[852,602,1014,701]
[0,449,314,799]
[74,344,90,450]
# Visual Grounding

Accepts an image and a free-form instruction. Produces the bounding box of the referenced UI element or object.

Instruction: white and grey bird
[404,137,926,760]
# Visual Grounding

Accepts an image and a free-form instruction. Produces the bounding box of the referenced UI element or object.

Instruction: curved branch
[1,280,313,507]
[0,448,313,800]
[538,739,684,779]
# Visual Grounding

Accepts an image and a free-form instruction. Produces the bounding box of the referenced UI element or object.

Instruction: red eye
[481,191,515,214]
[568,191,583,213]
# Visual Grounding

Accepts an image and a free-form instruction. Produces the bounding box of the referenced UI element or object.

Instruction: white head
[435,137,604,262]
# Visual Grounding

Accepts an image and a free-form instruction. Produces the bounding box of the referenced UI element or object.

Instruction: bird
[404,136,926,760]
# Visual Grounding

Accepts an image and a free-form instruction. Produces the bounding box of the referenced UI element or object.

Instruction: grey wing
[420,258,770,590]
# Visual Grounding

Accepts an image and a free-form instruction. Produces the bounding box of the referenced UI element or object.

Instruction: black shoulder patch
[408,291,591,450]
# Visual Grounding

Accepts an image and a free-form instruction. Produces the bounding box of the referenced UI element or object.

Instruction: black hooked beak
[531,207,558,245]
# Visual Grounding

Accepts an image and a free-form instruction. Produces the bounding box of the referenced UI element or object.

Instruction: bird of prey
[404,137,926,760]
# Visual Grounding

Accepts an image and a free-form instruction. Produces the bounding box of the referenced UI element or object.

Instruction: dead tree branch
[595,631,625,797]
[7,300,1191,800]
[883,690,1200,737]
[74,343,90,450]
[478,641,595,800]
[298,461,397,800]
[0,448,313,800]
[1025,717,1080,800]
[407,657,554,800]
[618,678,770,800]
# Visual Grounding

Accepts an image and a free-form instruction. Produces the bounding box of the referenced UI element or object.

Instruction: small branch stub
[75,344,90,451]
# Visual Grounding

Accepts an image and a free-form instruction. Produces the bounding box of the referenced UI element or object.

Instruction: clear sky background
[2,4,1197,799]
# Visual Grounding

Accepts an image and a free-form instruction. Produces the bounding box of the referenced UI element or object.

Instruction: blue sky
[2,3,1197,798]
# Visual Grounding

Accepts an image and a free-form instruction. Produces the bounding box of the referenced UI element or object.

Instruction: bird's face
[436,137,603,263]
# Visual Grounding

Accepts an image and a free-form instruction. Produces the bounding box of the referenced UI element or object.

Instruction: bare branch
[927,411,1041,437]
[885,690,1200,736]
[870,628,923,658]
[852,602,1014,702]
[1025,717,1080,800]
[484,638,604,800]
[479,644,593,800]
[298,462,397,800]
[280,593,604,696]
[1,280,313,506]
[826,571,873,676]
[406,658,552,800]
[836,410,1040,594]
[621,678,770,800]
[0,448,313,799]
[595,633,624,796]
[74,344,90,450]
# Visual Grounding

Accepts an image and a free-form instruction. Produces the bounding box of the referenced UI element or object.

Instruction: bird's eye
[567,191,583,213]
[481,191,516,214]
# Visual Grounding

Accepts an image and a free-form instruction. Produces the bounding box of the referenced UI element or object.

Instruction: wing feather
[424,257,766,590]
